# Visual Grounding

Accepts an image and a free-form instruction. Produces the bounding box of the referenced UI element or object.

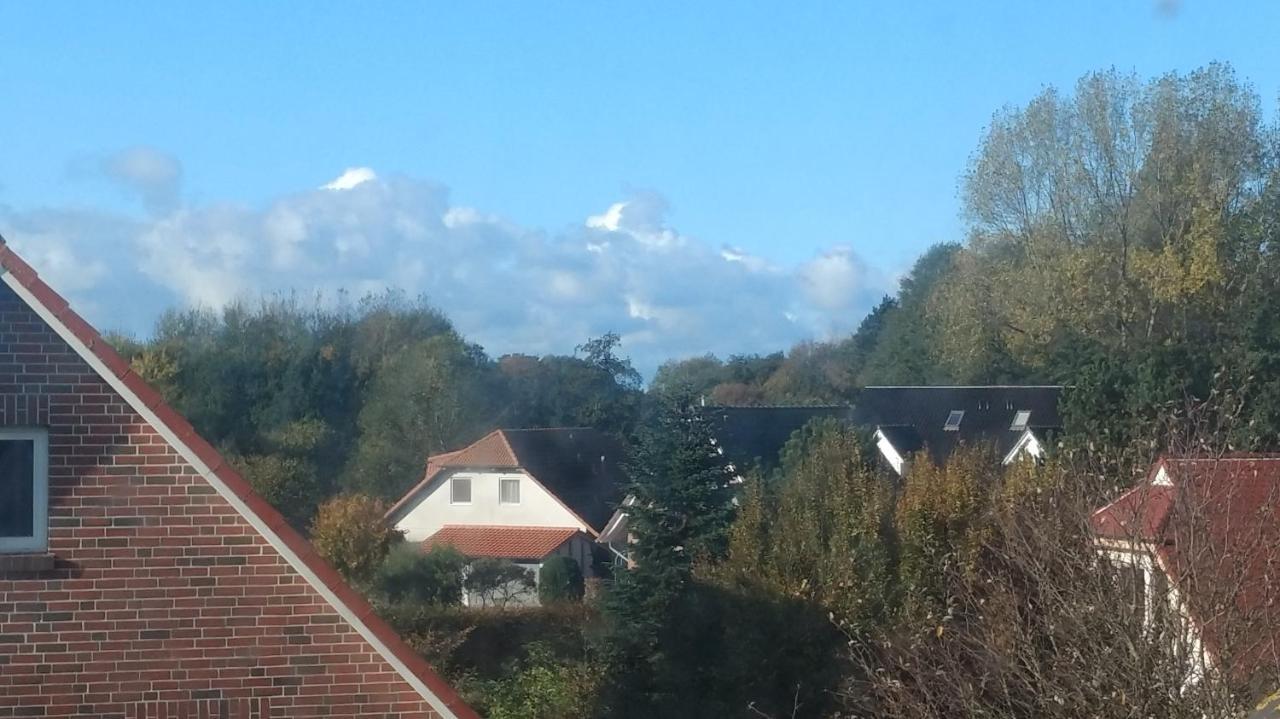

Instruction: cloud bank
[1,151,889,377]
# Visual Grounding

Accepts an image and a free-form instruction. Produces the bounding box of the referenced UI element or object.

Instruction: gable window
[0,429,49,553]
[1010,410,1031,431]
[499,478,521,505]
[943,410,964,431]
[450,476,472,504]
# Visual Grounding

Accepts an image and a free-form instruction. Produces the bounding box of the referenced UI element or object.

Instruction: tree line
[110,294,643,530]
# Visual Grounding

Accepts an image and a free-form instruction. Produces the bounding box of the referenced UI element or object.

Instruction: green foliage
[343,335,489,499]
[894,445,997,620]
[538,556,585,605]
[464,558,537,608]
[468,643,603,719]
[598,385,736,715]
[108,293,645,524]
[309,494,402,583]
[379,601,601,680]
[233,453,320,530]
[375,544,465,605]
[495,352,642,438]
[712,419,895,633]
[576,332,642,391]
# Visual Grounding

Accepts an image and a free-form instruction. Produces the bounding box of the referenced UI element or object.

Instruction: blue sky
[1,2,1277,376]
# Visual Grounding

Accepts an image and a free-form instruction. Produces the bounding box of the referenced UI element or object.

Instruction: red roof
[387,428,625,534]
[424,525,582,559]
[0,239,478,719]
[1092,456,1280,684]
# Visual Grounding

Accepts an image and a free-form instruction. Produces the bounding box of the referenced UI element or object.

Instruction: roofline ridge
[494,429,519,464]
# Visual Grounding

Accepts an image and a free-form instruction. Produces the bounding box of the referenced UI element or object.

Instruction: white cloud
[100,146,183,215]
[586,202,625,232]
[322,167,378,191]
[0,172,888,377]
[801,247,866,311]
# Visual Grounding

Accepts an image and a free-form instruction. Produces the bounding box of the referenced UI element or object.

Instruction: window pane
[451,478,471,503]
[0,440,35,538]
[500,479,520,504]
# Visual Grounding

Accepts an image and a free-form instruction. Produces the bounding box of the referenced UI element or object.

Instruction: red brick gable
[0,242,478,718]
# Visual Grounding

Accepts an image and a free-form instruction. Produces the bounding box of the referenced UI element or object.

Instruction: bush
[380,601,600,678]
[538,556,585,604]
[466,642,603,719]
[375,544,465,605]
[465,558,537,608]
[309,494,401,582]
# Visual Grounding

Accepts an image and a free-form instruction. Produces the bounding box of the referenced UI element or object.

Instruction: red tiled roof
[424,525,582,559]
[1092,456,1280,684]
[0,239,478,719]
[440,431,520,467]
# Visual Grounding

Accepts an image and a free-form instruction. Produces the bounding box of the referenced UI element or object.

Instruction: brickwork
[0,284,446,718]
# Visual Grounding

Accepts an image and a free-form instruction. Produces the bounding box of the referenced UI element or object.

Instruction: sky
[1,1,1278,377]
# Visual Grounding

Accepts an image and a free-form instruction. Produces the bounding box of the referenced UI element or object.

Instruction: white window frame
[943,410,964,431]
[499,477,521,505]
[0,428,50,553]
[1010,410,1031,431]
[449,476,473,505]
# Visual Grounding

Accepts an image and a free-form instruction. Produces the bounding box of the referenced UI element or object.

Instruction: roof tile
[424,525,582,559]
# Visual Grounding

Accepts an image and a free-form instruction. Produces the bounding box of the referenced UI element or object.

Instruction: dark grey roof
[502,428,626,531]
[852,386,1063,465]
[701,405,853,472]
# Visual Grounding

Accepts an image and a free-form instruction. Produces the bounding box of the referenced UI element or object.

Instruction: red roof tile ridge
[496,428,519,463]
[0,238,478,719]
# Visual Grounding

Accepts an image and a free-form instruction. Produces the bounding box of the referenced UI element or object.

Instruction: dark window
[0,440,35,538]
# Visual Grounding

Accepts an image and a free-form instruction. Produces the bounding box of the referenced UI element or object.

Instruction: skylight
[1011,410,1031,431]
[943,410,964,431]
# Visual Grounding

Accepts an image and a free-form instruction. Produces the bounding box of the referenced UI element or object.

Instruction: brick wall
[0,284,443,719]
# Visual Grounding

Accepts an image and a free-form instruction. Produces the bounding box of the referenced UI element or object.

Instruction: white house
[386,427,624,605]
[1091,455,1280,691]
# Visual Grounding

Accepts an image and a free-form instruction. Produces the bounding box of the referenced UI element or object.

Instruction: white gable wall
[395,469,591,543]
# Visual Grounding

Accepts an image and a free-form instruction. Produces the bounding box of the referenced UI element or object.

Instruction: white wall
[395,469,591,543]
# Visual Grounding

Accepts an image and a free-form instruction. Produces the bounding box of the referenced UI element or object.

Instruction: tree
[858,243,961,386]
[597,386,736,716]
[576,332,642,391]
[712,419,895,633]
[650,354,725,399]
[375,544,465,605]
[869,455,1249,719]
[538,557,585,605]
[310,494,402,583]
[474,643,604,719]
[343,335,488,499]
[894,445,996,622]
[234,453,320,531]
[496,352,642,438]
[465,559,537,608]
[940,64,1268,376]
